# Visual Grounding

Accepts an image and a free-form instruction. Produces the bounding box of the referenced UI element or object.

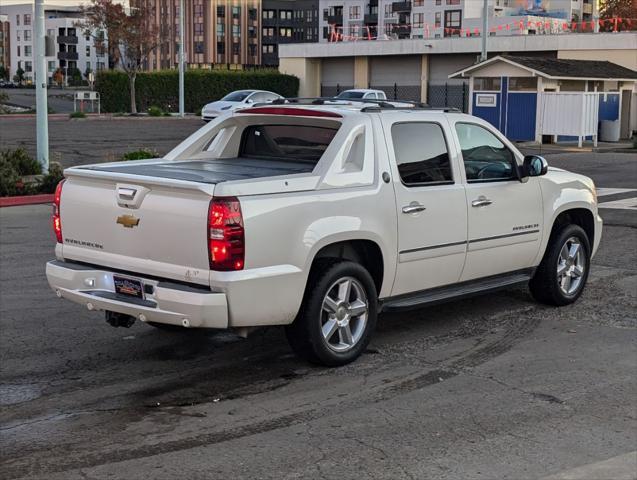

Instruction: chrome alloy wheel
[320,277,368,353]
[557,236,586,296]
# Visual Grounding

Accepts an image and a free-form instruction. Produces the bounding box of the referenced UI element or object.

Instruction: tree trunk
[129,73,137,114]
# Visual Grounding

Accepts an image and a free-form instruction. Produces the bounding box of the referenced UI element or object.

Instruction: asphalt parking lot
[0,118,636,479]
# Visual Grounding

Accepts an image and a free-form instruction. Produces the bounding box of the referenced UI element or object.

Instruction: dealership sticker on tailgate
[113,275,144,299]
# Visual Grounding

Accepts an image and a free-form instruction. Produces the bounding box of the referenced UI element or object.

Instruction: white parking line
[596,188,637,197]
[599,198,637,210]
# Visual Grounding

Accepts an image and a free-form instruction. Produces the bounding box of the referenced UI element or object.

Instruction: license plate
[113,275,144,299]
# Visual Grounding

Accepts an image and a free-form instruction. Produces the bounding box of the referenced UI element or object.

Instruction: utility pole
[480,0,489,62]
[34,0,49,173]
[178,0,185,117]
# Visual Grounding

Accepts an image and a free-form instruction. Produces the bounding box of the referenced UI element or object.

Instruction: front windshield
[222,91,253,102]
[337,91,365,99]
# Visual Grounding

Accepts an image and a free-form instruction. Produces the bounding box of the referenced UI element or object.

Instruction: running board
[381,269,534,313]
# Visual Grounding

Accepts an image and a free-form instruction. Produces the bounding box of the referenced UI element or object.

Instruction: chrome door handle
[402,202,427,214]
[471,196,493,207]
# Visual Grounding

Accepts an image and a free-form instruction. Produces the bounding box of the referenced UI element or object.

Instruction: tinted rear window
[241,125,339,164]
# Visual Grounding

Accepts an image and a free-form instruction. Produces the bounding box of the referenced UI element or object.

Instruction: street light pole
[178,0,185,117]
[34,0,49,173]
[481,0,489,62]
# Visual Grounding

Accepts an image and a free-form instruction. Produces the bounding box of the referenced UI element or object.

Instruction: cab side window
[455,123,517,182]
[391,122,453,186]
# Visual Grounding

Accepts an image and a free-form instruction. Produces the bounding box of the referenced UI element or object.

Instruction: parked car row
[201,89,389,122]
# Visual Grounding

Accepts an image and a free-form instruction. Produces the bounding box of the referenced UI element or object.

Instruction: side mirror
[246,98,254,104]
[522,155,548,178]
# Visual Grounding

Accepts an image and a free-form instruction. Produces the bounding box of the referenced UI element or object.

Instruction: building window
[24,30,31,41]
[262,44,276,54]
[194,4,204,16]
[48,60,55,72]
[323,8,328,20]
[263,27,274,37]
[323,26,329,38]
[217,6,225,17]
[473,77,501,91]
[436,0,441,4]
[25,60,32,72]
[17,45,21,56]
[194,23,204,35]
[96,61,105,70]
[349,6,360,19]
[232,43,240,55]
[413,0,424,5]
[86,61,90,71]
[194,41,204,54]
[279,27,292,37]
[24,14,31,25]
[444,10,461,34]
[249,8,257,20]
[446,0,461,4]
[280,10,292,20]
[24,45,31,56]
[85,45,90,56]
[217,41,225,54]
[232,6,240,18]
[435,12,441,28]
[16,14,20,26]
[263,9,275,19]
[413,13,424,28]
[384,4,394,17]
[232,24,240,36]
[248,44,256,56]
[217,23,225,35]
[509,77,537,91]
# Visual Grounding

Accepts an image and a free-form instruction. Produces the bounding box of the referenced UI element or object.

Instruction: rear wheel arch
[309,240,384,296]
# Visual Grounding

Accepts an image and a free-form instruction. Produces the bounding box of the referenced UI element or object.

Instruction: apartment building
[139,0,318,70]
[0,14,9,75]
[137,0,260,70]
[319,0,600,41]
[0,4,108,84]
[262,0,319,66]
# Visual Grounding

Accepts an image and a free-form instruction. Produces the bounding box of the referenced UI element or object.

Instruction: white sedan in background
[201,90,283,122]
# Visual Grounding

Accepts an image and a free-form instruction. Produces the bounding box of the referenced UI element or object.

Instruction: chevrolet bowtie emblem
[116,214,140,228]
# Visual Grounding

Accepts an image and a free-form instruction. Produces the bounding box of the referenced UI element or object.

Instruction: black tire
[285,261,378,367]
[529,224,591,306]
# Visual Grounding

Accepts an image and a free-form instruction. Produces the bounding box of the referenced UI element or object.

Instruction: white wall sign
[476,94,497,107]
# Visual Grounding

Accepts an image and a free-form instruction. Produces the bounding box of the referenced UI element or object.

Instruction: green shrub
[96,69,299,113]
[69,111,87,119]
[1,148,42,176]
[147,105,164,117]
[0,148,41,196]
[121,148,158,161]
[38,162,64,194]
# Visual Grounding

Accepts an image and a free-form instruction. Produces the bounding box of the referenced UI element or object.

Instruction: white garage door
[370,56,421,101]
[321,58,355,96]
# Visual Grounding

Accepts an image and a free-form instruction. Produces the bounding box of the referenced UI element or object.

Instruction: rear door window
[391,122,453,185]
[241,125,339,164]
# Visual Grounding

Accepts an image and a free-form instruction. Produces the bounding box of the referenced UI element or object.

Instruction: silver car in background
[201,90,283,122]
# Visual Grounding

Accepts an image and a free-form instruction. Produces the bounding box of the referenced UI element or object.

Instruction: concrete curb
[0,194,54,207]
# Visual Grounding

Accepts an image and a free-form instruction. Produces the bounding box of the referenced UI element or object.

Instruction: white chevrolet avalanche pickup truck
[46,100,602,366]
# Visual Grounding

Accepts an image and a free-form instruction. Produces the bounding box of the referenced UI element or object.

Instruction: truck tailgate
[59,174,213,286]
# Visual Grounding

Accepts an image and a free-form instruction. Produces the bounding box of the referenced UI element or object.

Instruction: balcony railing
[364,13,378,24]
[57,35,78,44]
[391,24,411,38]
[57,51,79,60]
[392,1,411,13]
[327,14,343,24]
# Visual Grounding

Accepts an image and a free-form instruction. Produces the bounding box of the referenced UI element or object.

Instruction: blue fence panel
[473,93,501,130]
[506,92,537,141]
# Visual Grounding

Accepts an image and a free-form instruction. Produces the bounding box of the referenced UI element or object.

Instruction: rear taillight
[52,180,65,243]
[207,197,244,271]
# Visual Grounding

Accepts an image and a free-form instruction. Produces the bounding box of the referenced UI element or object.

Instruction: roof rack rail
[267,97,461,113]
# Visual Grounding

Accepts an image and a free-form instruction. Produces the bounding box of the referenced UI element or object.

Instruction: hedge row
[95,69,299,113]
